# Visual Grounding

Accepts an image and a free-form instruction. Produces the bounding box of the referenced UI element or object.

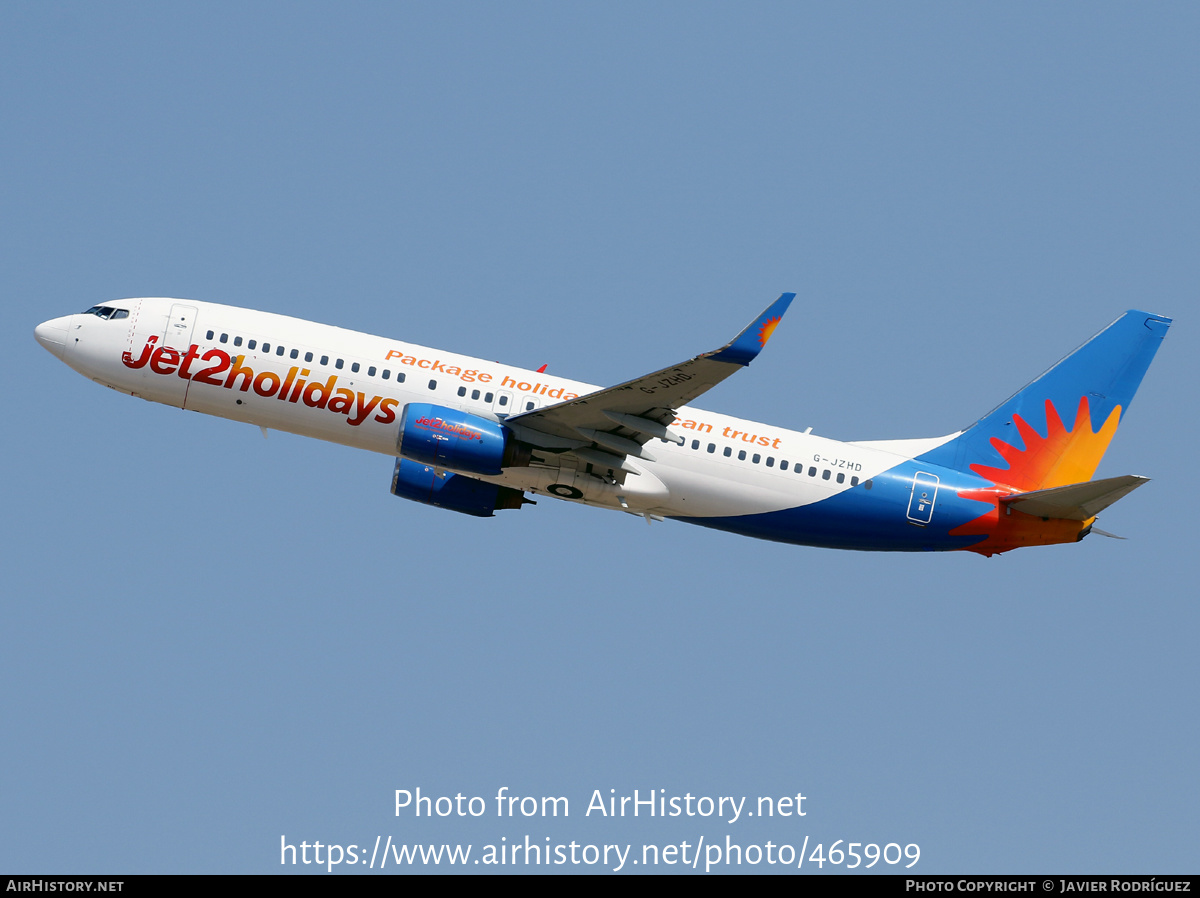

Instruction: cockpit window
[83,306,129,321]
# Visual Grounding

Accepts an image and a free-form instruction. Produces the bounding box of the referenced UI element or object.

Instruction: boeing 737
[34,296,1170,555]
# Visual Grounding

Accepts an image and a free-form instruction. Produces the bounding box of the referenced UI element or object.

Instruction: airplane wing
[504,293,794,470]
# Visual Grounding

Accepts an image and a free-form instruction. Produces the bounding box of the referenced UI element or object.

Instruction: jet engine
[390,459,529,517]
[396,403,532,475]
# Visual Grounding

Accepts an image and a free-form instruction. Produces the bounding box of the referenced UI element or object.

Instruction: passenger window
[484,391,493,402]
[723,446,732,457]
[220,333,228,343]
[780,460,789,471]
[457,386,467,397]
[368,366,376,377]
[428,380,437,390]
[525,401,535,410]
[262,343,271,353]
[864,479,873,490]
[498,395,508,406]
[384,370,392,380]
[837,472,845,484]
[234,336,243,347]
[276,345,285,356]
[691,439,700,450]
[351,362,360,373]
[321,355,329,366]
[752,454,761,464]
[707,443,716,453]
[248,340,257,350]
[305,352,313,362]
[766,457,774,467]
[291,349,299,359]
[851,476,859,486]
[471,389,480,400]
[397,373,406,384]
[335,359,344,369]
[808,467,817,477]
[822,469,831,480]
[206,330,215,340]
[738,450,747,461]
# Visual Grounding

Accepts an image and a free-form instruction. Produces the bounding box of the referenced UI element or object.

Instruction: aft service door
[906,472,940,526]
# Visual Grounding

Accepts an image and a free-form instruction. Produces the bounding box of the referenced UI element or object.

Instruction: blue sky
[2,2,1197,874]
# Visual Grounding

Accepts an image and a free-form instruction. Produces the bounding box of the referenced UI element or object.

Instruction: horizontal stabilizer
[1000,474,1149,521]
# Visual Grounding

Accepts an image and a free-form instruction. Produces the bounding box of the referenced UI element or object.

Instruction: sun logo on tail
[757,316,781,347]
[951,396,1123,555]
[970,396,1121,492]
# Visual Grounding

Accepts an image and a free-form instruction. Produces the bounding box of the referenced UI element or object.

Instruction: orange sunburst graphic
[951,396,1122,555]
[757,316,781,347]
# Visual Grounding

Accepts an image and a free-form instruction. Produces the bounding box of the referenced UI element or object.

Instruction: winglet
[707,292,795,366]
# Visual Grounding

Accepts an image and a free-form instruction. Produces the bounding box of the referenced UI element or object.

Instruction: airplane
[34,295,1170,555]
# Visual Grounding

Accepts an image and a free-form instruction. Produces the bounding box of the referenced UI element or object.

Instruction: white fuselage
[39,297,949,520]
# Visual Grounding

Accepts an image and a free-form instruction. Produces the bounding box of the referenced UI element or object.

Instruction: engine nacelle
[390,459,528,517]
[396,403,531,475]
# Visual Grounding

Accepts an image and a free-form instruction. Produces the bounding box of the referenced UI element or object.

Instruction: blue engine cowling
[390,459,528,517]
[396,403,531,475]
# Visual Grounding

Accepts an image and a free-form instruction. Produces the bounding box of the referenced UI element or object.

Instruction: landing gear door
[164,303,198,351]
[906,472,940,526]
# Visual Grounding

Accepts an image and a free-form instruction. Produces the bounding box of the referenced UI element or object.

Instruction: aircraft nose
[35,315,72,359]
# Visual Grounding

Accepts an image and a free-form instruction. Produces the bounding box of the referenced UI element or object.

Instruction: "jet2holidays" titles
[122,336,399,427]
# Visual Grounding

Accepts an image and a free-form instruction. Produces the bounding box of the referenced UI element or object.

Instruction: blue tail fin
[919,311,1171,491]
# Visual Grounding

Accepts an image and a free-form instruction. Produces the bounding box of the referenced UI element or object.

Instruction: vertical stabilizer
[920,311,1171,491]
